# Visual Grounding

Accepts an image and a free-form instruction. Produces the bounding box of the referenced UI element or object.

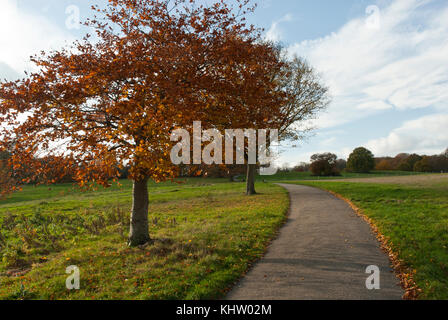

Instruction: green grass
[257,170,424,182]
[0,178,289,300]
[286,180,448,299]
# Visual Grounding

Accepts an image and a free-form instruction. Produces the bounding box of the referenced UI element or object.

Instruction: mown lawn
[287,180,448,299]
[0,179,289,300]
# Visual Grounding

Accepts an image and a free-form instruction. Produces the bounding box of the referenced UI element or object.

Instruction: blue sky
[1,0,447,166]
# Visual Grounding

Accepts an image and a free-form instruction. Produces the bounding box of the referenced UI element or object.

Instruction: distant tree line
[287,147,448,177]
[375,149,448,173]
[2,147,447,187]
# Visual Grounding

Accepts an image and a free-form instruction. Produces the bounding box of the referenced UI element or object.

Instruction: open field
[320,173,448,186]
[258,170,427,182]
[287,174,448,299]
[0,179,289,300]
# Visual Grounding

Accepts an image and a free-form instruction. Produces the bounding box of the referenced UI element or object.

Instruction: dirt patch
[322,174,448,186]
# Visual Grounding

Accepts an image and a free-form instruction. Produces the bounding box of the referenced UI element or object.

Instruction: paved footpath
[227,184,403,300]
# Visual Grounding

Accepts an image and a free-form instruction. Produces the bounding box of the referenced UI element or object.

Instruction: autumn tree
[376,159,394,171]
[192,40,289,195]
[427,155,448,172]
[398,154,422,172]
[390,153,409,170]
[0,0,270,246]
[243,56,330,194]
[414,156,432,172]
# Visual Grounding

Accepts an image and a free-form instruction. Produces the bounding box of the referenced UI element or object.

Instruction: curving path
[227,184,403,300]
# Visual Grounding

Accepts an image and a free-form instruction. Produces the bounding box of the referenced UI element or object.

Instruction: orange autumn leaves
[0,0,289,193]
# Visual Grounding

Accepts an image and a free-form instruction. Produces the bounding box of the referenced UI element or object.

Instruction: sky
[1,0,447,166]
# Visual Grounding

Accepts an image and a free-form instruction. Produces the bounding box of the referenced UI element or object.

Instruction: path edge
[319,187,420,300]
[224,185,292,299]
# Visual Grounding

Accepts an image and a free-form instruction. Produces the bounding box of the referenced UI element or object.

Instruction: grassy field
[287,176,448,299]
[258,170,425,182]
[0,179,289,300]
[1,170,443,300]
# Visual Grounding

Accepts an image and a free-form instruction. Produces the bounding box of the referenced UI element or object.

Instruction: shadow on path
[226,184,403,300]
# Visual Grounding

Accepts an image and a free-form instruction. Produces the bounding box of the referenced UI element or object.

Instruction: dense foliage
[375,150,448,173]
[310,153,340,176]
[347,147,375,173]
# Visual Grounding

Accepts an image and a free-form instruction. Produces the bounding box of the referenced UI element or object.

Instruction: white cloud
[265,14,293,42]
[0,0,74,79]
[365,114,448,156]
[288,0,448,129]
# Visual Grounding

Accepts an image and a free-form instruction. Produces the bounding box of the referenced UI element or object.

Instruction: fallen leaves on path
[327,190,422,300]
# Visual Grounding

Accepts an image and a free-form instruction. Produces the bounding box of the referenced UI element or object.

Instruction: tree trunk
[246,164,256,195]
[128,177,150,247]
